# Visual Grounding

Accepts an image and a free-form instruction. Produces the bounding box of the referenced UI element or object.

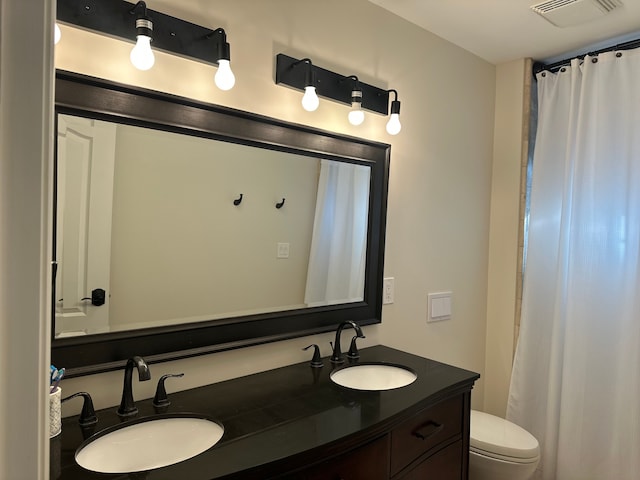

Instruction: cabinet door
[395,441,463,480]
[390,395,463,476]
[284,435,389,480]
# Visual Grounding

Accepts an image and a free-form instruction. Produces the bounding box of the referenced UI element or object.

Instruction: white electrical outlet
[277,242,290,258]
[383,277,395,304]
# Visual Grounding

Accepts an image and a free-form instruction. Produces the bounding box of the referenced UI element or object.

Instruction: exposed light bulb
[302,86,319,112]
[347,87,365,126]
[54,23,61,45]
[386,96,402,135]
[130,35,155,70]
[214,59,236,91]
[348,102,365,126]
[386,114,401,135]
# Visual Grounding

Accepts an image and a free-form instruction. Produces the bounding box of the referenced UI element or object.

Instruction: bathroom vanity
[52,346,479,479]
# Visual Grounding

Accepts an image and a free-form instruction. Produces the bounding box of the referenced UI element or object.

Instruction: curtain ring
[616,52,622,58]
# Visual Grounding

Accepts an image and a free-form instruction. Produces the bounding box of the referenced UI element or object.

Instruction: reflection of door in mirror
[55,115,116,337]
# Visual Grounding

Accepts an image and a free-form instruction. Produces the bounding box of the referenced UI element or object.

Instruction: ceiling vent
[530,0,623,27]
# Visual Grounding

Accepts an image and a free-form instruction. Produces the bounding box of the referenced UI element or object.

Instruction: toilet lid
[470,410,540,461]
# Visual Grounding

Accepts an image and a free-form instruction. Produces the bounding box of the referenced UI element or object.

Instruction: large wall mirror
[52,71,390,376]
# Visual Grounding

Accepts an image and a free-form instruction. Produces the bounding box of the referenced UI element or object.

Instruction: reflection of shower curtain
[304,160,370,306]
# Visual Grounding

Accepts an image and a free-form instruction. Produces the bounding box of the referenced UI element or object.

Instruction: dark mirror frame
[52,70,390,377]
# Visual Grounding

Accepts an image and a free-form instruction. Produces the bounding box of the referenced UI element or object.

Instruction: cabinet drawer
[390,395,463,476]
[287,435,389,480]
[395,440,463,480]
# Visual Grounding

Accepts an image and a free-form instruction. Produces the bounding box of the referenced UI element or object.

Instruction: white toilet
[469,410,540,480]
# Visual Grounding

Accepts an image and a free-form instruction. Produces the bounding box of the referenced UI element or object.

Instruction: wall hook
[275,198,285,209]
[233,193,243,206]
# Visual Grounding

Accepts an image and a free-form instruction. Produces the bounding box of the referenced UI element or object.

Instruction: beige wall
[109,124,318,329]
[484,59,528,417]
[55,0,497,417]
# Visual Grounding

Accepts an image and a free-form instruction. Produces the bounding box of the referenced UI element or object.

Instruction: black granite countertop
[51,345,479,480]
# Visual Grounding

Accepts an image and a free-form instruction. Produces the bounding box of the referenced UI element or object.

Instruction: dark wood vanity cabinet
[282,436,391,480]
[279,393,471,480]
[54,346,478,480]
[391,394,466,479]
[397,441,463,480]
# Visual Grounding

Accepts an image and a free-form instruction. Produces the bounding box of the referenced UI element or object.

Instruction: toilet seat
[470,410,540,464]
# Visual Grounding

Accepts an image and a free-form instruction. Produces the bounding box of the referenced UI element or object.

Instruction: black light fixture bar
[275,54,390,115]
[57,0,225,65]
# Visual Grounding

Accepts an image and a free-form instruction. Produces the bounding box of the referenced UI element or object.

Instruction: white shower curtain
[507,49,640,480]
[304,160,370,306]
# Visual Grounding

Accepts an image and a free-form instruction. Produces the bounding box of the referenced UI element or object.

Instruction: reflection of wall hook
[275,198,286,209]
[233,194,243,206]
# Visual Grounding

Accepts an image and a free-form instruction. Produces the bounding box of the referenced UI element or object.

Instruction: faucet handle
[302,344,323,368]
[153,373,184,407]
[62,392,98,426]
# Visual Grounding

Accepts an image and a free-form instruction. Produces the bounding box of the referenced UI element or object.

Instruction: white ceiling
[368,0,640,65]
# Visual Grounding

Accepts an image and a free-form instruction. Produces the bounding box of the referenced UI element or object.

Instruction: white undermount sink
[330,363,417,391]
[75,414,224,473]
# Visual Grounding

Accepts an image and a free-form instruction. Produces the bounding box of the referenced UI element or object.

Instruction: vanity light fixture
[385,89,402,135]
[211,28,235,91]
[56,0,236,90]
[346,76,365,126]
[294,58,320,112]
[129,1,155,71]
[275,54,401,133]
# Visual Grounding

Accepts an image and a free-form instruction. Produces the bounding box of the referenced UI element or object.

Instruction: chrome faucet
[330,321,365,364]
[117,356,151,417]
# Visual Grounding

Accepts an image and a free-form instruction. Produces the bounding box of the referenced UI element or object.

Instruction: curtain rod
[533,37,640,74]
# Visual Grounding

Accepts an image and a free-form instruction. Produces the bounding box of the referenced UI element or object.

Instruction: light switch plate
[277,242,290,258]
[427,291,452,322]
